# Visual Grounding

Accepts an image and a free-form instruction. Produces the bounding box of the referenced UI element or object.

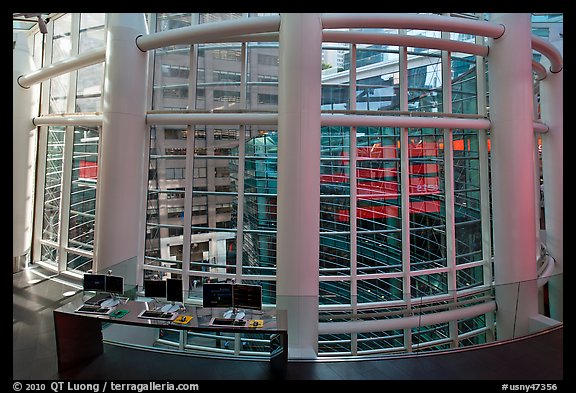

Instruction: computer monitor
[202,283,233,308]
[101,275,124,307]
[105,275,124,295]
[162,278,183,313]
[83,274,106,292]
[144,279,167,299]
[166,278,183,302]
[233,283,262,311]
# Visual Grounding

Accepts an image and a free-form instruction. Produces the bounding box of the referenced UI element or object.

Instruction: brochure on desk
[110,309,130,318]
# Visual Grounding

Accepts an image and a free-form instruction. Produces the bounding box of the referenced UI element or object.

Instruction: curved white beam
[532,60,547,81]
[318,300,496,334]
[533,121,549,133]
[321,114,491,130]
[323,31,488,56]
[532,35,563,73]
[31,113,548,135]
[537,255,556,288]
[17,47,105,88]
[32,114,103,127]
[146,112,278,125]
[321,13,505,38]
[136,15,281,51]
[17,16,561,92]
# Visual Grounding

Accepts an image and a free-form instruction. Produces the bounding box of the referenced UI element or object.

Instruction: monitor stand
[223,308,245,320]
[160,302,180,313]
[101,294,120,308]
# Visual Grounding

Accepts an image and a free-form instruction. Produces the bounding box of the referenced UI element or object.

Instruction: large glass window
[67,126,99,272]
[41,126,66,265]
[37,14,104,273]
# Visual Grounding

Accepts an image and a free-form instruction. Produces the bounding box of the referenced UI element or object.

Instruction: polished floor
[13,264,564,383]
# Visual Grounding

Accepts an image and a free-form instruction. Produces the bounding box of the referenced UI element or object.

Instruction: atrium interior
[13,12,563,376]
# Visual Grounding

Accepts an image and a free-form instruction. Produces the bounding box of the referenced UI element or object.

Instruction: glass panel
[52,14,72,62]
[318,333,351,354]
[49,74,69,114]
[153,14,191,111]
[79,13,105,54]
[192,155,238,224]
[357,232,402,274]
[67,254,93,272]
[146,125,187,267]
[458,314,487,346]
[76,63,104,112]
[410,272,448,298]
[320,126,350,232]
[357,330,404,353]
[355,47,399,111]
[67,126,99,272]
[407,56,442,113]
[451,54,477,115]
[320,280,350,305]
[196,44,243,111]
[320,234,351,277]
[199,13,243,24]
[453,130,483,265]
[408,128,446,271]
[247,42,279,111]
[50,15,72,114]
[242,232,276,277]
[356,127,401,233]
[358,277,403,303]
[456,265,484,290]
[42,127,65,248]
[412,322,450,352]
[41,244,59,265]
[243,130,277,233]
[321,46,350,111]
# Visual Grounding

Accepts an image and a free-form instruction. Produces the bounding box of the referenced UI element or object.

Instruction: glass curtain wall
[317,28,490,355]
[30,12,505,356]
[36,13,105,273]
[144,12,280,356]
[144,17,492,356]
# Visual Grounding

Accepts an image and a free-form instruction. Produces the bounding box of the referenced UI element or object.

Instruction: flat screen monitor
[166,278,183,303]
[144,279,167,299]
[105,275,124,295]
[202,283,233,308]
[233,283,262,310]
[83,274,106,292]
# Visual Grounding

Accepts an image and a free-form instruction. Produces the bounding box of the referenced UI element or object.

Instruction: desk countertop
[54,294,285,334]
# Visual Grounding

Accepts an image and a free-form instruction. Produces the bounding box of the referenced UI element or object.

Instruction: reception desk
[53,296,288,379]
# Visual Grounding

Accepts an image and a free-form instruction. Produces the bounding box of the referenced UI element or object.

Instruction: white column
[94,14,149,278]
[13,32,39,272]
[487,13,538,339]
[398,34,412,351]
[276,13,322,358]
[475,20,495,342]
[441,25,458,348]
[540,38,563,322]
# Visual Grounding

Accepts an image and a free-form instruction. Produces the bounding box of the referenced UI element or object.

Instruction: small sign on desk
[248,319,264,328]
[172,315,193,325]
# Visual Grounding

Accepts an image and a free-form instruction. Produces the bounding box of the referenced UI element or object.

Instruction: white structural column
[540,42,563,322]
[487,13,538,339]
[94,14,149,277]
[276,13,322,358]
[13,32,39,272]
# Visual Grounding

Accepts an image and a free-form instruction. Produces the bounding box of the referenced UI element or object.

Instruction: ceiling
[13,13,51,32]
